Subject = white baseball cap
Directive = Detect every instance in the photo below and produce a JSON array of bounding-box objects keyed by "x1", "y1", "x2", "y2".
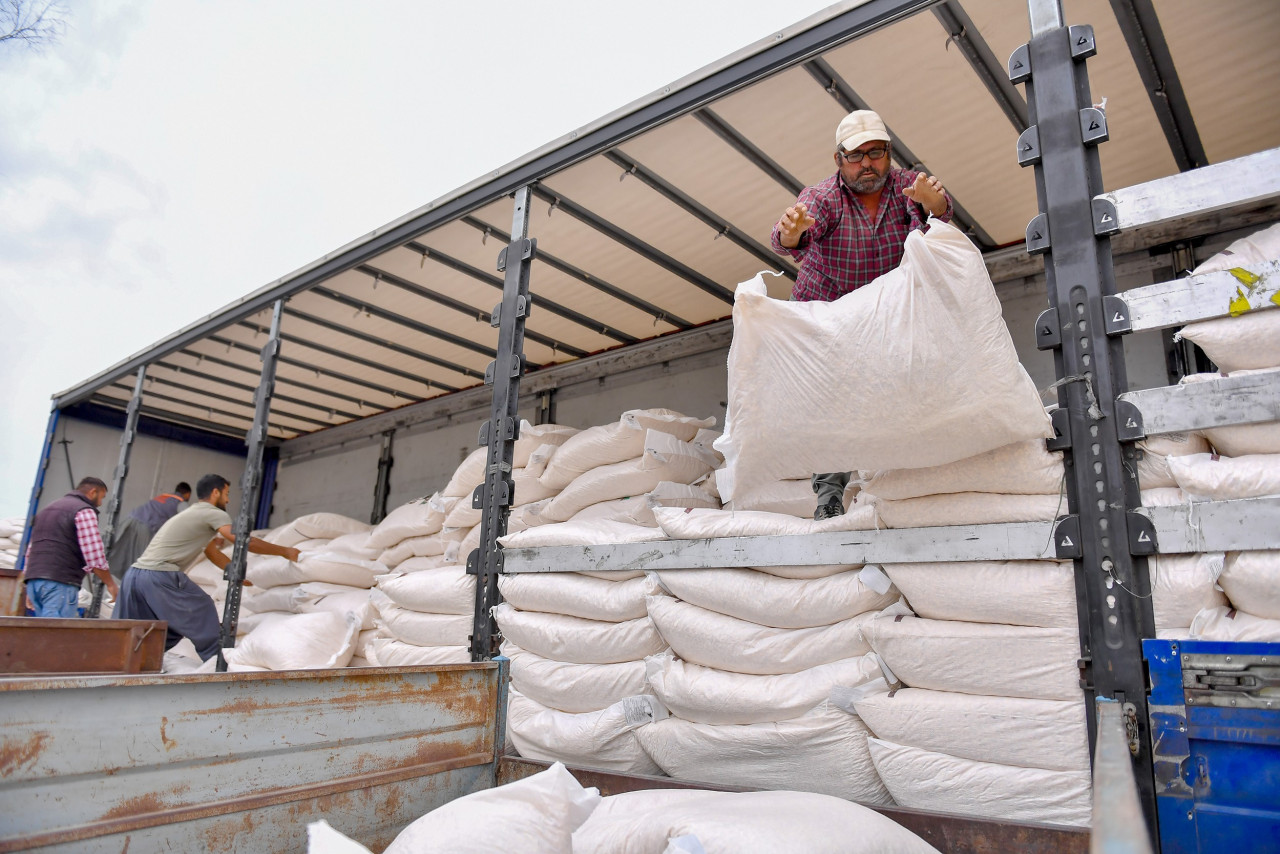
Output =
[{"x1": 836, "y1": 110, "x2": 891, "y2": 152}]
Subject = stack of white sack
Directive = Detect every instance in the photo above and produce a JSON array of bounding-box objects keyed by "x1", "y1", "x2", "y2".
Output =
[
  {"x1": 366, "y1": 563, "x2": 476, "y2": 666},
  {"x1": 862, "y1": 539, "x2": 1226, "y2": 827},
  {"x1": 638, "y1": 565, "x2": 897, "y2": 804},
  {"x1": 307, "y1": 762, "x2": 937, "y2": 854},
  {"x1": 0, "y1": 516, "x2": 24, "y2": 570},
  {"x1": 714, "y1": 218, "x2": 1053, "y2": 506}
]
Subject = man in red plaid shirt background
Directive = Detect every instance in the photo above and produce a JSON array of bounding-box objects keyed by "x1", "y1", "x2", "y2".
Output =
[
  {"x1": 22, "y1": 477, "x2": 119, "y2": 617},
  {"x1": 770, "y1": 109, "x2": 952, "y2": 519}
]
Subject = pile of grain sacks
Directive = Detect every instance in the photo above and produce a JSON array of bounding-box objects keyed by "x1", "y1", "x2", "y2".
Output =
[{"x1": 0, "y1": 517, "x2": 25, "y2": 570}]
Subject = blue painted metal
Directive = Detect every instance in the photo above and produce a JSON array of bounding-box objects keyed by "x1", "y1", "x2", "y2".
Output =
[
  {"x1": 1144, "y1": 639, "x2": 1280, "y2": 854},
  {"x1": 14, "y1": 408, "x2": 59, "y2": 581},
  {"x1": 255, "y1": 447, "x2": 279, "y2": 531}
]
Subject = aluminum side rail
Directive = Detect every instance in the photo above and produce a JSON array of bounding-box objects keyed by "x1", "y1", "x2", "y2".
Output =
[
  {"x1": 1119, "y1": 260, "x2": 1280, "y2": 332},
  {"x1": 1118, "y1": 370, "x2": 1280, "y2": 437},
  {"x1": 1095, "y1": 147, "x2": 1280, "y2": 233},
  {"x1": 1135, "y1": 496, "x2": 1280, "y2": 554}
]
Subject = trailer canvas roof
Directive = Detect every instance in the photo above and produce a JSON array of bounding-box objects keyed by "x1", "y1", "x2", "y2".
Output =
[{"x1": 56, "y1": 0, "x2": 1280, "y2": 442}]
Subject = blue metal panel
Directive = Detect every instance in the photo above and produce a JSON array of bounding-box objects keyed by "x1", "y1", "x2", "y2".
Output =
[{"x1": 1144, "y1": 639, "x2": 1280, "y2": 854}]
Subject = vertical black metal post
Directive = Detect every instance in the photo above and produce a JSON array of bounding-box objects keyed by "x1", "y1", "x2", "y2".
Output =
[
  {"x1": 217, "y1": 299, "x2": 285, "y2": 671},
  {"x1": 10, "y1": 407, "x2": 59, "y2": 616},
  {"x1": 1014, "y1": 0, "x2": 1158, "y2": 839},
  {"x1": 87, "y1": 365, "x2": 146, "y2": 618},
  {"x1": 468, "y1": 187, "x2": 535, "y2": 661},
  {"x1": 371, "y1": 430, "x2": 395, "y2": 524}
]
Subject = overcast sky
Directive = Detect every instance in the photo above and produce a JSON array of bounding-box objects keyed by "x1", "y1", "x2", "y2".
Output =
[{"x1": 0, "y1": 0, "x2": 839, "y2": 517}]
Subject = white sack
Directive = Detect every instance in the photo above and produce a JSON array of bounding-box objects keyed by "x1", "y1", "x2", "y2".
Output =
[
  {"x1": 367, "y1": 495, "x2": 447, "y2": 549},
  {"x1": 293, "y1": 583, "x2": 375, "y2": 630},
  {"x1": 1168, "y1": 452, "x2": 1280, "y2": 500},
  {"x1": 861, "y1": 439, "x2": 1063, "y2": 500},
  {"x1": 1217, "y1": 549, "x2": 1280, "y2": 618},
  {"x1": 854, "y1": 688, "x2": 1089, "y2": 772},
  {"x1": 493, "y1": 602, "x2": 665, "y2": 665},
  {"x1": 883, "y1": 560, "x2": 1076, "y2": 628},
  {"x1": 540, "y1": 410, "x2": 715, "y2": 490},
  {"x1": 1138, "y1": 431, "x2": 1213, "y2": 488},
  {"x1": 726, "y1": 479, "x2": 857, "y2": 518},
  {"x1": 384, "y1": 761, "x2": 599, "y2": 854},
  {"x1": 374, "y1": 566, "x2": 474, "y2": 615},
  {"x1": 1178, "y1": 306, "x2": 1280, "y2": 373},
  {"x1": 498, "y1": 520, "x2": 665, "y2": 549},
  {"x1": 291, "y1": 513, "x2": 372, "y2": 541},
  {"x1": 370, "y1": 589, "x2": 472, "y2": 646},
  {"x1": 864, "y1": 615, "x2": 1082, "y2": 701},
  {"x1": 715, "y1": 219, "x2": 1051, "y2": 503},
  {"x1": 868, "y1": 738, "x2": 1091, "y2": 828},
  {"x1": 653, "y1": 566, "x2": 896, "y2": 629},
  {"x1": 513, "y1": 421, "x2": 579, "y2": 467},
  {"x1": 223, "y1": 611, "x2": 358, "y2": 670},
  {"x1": 1151, "y1": 553, "x2": 1229, "y2": 628},
  {"x1": 497, "y1": 573, "x2": 648, "y2": 622},
  {"x1": 1191, "y1": 605, "x2": 1280, "y2": 642},
  {"x1": 645, "y1": 650, "x2": 883, "y2": 725},
  {"x1": 503, "y1": 643, "x2": 648, "y2": 713},
  {"x1": 572, "y1": 789, "x2": 936, "y2": 854},
  {"x1": 380, "y1": 534, "x2": 446, "y2": 568},
  {"x1": 391, "y1": 554, "x2": 452, "y2": 573},
  {"x1": 653, "y1": 504, "x2": 877, "y2": 540},
  {"x1": 445, "y1": 468, "x2": 560, "y2": 528},
  {"x1": 506, "y1": 689, "x2": 665, "y2": 776},
  {"x1": 247, "y1": 552, "x2": 388, "y2": 589},
  {"x1": 635, "y1": 701, "x2": 891, "y2": 805},
  {"x1": 873, "y1": 492, "x2": 1063, "y2": 529},
  {"x1": 442, "y1": 447, "x2": 489, "y2": 498},
  {"x1": 364, "y1": 637, "x2": 470, "y2": 666},
  {"x1": 645, "y1": 592, "x2": 873, "y2": 675},
  {"x1": 307, "y1": 820, "x2": 373, "y2": 854}
]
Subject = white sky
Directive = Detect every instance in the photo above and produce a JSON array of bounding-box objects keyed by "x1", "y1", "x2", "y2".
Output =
[{"x1": 0, "y1": 0, "x2": 839, "y2": 517}]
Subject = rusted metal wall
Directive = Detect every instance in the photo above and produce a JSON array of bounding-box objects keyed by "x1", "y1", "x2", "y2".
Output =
[{"x1": 0, "y1": 663, "x2": 502, "y2": 852}]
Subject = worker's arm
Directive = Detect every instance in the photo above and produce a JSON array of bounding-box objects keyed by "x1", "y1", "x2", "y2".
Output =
[
  {"x1": 902, "y1": 172, "x2": 952, "y2": 220},
  {"x1": 204, "y1": 539, "x2": 231, "y2": 571},
  {"x1": 774, "y1": 203, "x2": 817, "y2": 249},
  {"x1": 74, "y1": 508, "x2": 119, "y2": 600},
  {"x1": 216, "y1": 525, "x2": 301, "y2": 563}
]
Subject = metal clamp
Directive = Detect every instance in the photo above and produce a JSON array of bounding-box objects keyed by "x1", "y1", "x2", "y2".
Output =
[
  {"x1": 1047, "y1": 407, "x2": 1072, "y2": 451},
  {"x1": 484, "y1": 356, "x2": 525, "y2": 386},
  {"x1": 1036, "y1": 307, "x2": 1062, "y2": 350},
  {"x1": 478, "y1": 417, "x2": 517, "y2": 446},
  {"x1": 1093, "y1": 197, "x2": 1120, "y2": 236},
  {"x1": 1017, "y1": 126, "x2": 1041, "y2": 167},
  {"x1": 490, "y1": 295, "x2": 530, "y2": 328},
  {"x1": 1115, "y1": 399, "x2": 1145, "y2": 442},
  {"x1": 1069, "y1": 25, "x2": 1097, "y2": 59},
  {"x1": 1026, "y1": 213, "x2": 1051, "y2": 255},
  {"x1": 1008, "y1": 43, "x2": 1031, "y2": 84},
  {"x1": 496, "y1": 238, "x2": 535, "y2": 272},
  {"x1": 1126, "y1": 511, "x2": 1158, "y2": 555},
  {"x1": 1183, "y1": 652, "x2": 1280, "y2": 710},
  {"x1": 1080, "y1": 107, "x2": 1109, "y2": 145},
  {"x1": 1054, "y1": 515, "x2": 1083, "y2": 559},
  {"x1": 1103, "y1": 295, "x2": 1132, "y2": 335}
]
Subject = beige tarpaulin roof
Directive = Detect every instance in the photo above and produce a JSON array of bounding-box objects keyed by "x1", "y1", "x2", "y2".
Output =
[{"x1": 60, "y1": 0, "x2": 1280, "y2": 441}]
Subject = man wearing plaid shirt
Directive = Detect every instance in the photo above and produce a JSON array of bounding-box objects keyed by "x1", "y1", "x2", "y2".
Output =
[
  {"x1": 22, "y1": 477, "x2": 119, "y2": 617},
  {"x1": 771, "y1": 109, "x2": 952, "y2": 519}
]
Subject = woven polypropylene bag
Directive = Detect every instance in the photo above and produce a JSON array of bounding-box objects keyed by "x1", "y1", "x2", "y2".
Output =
[{"x1": 715, "y1": 219, "x2": 1050, "y2": 502}]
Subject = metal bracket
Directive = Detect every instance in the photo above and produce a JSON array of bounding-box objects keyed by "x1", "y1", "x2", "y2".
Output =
[
  {"x1": 473, "y1": 477, "x2": 512, "y2": 509},
  {"x1": 1008, "y1": 43, "x2": 1031, "y2": 84},
  {"x1": 1115, "y1": 399, "x2": 1146, "y2": 441},
  {"x1": 1182, "y1": 652, "x2": 1280, "y2": 710},
  {"x1": 1080, "y1": 107, "x2": 1109, "y2": 145},
  {"x1": 496, "y1": 238, "x2": 535, "y2": 273},
  {"x1": 1035, "y1": 307, "x2": 1062, "y2": 350},
  {"x1": 1026, "y1": 213, "x2": 1051, "y2": 255},
  {"x1": 1093, "y1": 197, "x2": 1120, "y2": 236},
  {"x1": 1103, "y1": 295, "x2": 1131, "y2": 335},
  {"x1": 1127, "y1": 511, "x2": 1158, "y2": 555},
  {"x1": 484, "y1": 355, "x2": 525, "y2": 386},
  {"x1": 1079, "y1": 655, "x2": 1094, "y2": 691},
  {"x1": 490, "y1": 294, "x2": 531, "y2": 328},
  {"x1": 1048, "y1": 407, "x2": 1072, "y2": 451},
  {"x1": 1069, "y1": 25, "x2": 1097, "y2": 59},
  {"x1": 478, "y1": 417, "x2": 517, "y2": 446},
  {"x1": 466, "y1": 547, "x2": 504, "y2": 576},
  {"x1": 1054, "y1": 515, "x2": 1083, "y2": 559},
  {"x1": 1016, "y1": 126, "x2": 1041, "y2": 167}
]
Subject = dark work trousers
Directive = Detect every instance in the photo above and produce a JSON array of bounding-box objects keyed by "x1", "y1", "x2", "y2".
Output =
[
  {"x1": 811, "y1": 472, "x2": 851, "y2": 508},
  {"x1": 116, "y1": 568, "x2": 222, "y2": 660}
]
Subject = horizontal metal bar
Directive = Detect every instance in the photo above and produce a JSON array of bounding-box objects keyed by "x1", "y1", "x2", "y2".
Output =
[
  {"x1": 459, "y1": 216, "x2": 695, "y2": 329},
  {"x1": 693, "y1": 108, "x2": 806, "y2": 197},
  {"x1": 178, "y1": 348, "x2": 374, "y2": 414},
  {"x1": 151, "y1": 363, "x2": 353, "y2": 424},
  {"x1": 1122, "y1": 261, "x2": 1280, "y2": 331},
  {"x1": 206, "y1": 334, "x2": 412, "y2": 403},
  {"x1": 88, "y1": 394, "x2": 254, "y2": 443},
  {"x1": 105, "y1": 383, "x2": 295, "y2": 436},
  {"x1": 275, "y1": 311, "x2": 479, "y2": 385},
  {"x1": 502, "y1": 520, "x2": 1061, "y2": 572},
  {"x1": 1100, "y1": 147, "x2": 1280, "y2": 232},
  {"x1": 932, "y1": 1, "x2": 1029, "y2": 132},
  {"x1": 530, "y1": 184, "x2": 735, "y2": 303},
  {"x1": 406, "y1": 241, "x2": 631, "y2": 349},
  {"x1": 1140, "y1": 496, "x2": 1280, "y2": 553},
  {"x1": 1119, "y1": 370, "x2": 1280, "y2": 435},
  {"x1": 312, "y1": 284, "x2": 499, "y2": 360}
]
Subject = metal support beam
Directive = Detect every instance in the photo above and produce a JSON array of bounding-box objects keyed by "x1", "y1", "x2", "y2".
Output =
[
  {"x1": 1138, "y1": 496, "x2": 1280, "y2": 554},
  {"x1": 371, "y1": 430, "x2": 395, "y2": 524},
  {"x1": 87, "y1": 366, "x2": 146, "y2": 618},
  {"x1": 10, "y1": 407, "x2": 59, "y2": 616},
  {"x1": 157, "y1": 359, "x2": 361, "y2": 421},
  {"x1": 1107, "y1": 0, "x2": 1206, "y2": 171},
  {"x1": 217, "y1": 299, "x2": 285, "y2": 671},
  {"x1": 206, "y1": 334, "x2": 409, "y2": 404},
  {"x1": 460, "y1": 216, "x2": 695, "y2": 329},
  {"x1": 1121, "y1": 261, "x2": 1280, "y2": 332},
  {"x1": 1018, "y1": 10, "x2": 1158, "y2": 837},
  {"x1": 1098, "y1": 147, "x2": 1280, "y2": 232},
  {"x1": 468, "y1": 187, "x2": 535, "y2": 661},
  {"x1": 312, "y1": 285, "x2": 501, "y2": 359},
  {"x1": 1119, "y1": 370, "x2": 1280, "y2": 438},
  {"x1": 933, "y1": 1, "x2": 1029, "y2": 132},
  {"x1": 693, "y1": 108, "x2": 805, "y2": 196},
  {"x1": 801, "y1": 57, "x2": 998, "y2": 249},
  {"x1": 266, "y1": 317, "x2": 469, "y2": 390},
  {"x1": 139, "y1": 372, "x2": 332, "y2": 430},
  {"x1": 180, "y1": 349, "x2": 372, "y2": 414}
]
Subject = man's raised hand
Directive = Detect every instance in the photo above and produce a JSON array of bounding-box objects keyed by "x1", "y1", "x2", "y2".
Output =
[
  {"x1": 777, "y1": 203, "x2": 816, "y2": 248},
  {"x1": 902, "y1": 173, "x2": 947, "y2": 218}
]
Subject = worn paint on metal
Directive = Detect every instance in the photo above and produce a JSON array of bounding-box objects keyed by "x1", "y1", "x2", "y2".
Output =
[
  {"x1": 0, "y1": 618, "x2": 166, "y2": 675},
  {"x1": 0, "y1": 663, "x2": 500, "y2": 853}
]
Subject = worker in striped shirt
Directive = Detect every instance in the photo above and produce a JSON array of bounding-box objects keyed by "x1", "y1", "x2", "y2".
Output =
[
  {"x1": 771, "y1": 109, "x2": 953, "y2": 520},
  {"x1": 22, "y1": 477, "x2": 119, "y2": 618}
]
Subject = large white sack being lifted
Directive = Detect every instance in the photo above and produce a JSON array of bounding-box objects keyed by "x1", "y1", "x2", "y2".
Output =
[{"x1": 715, "y1": 219, "x2": 1051, "y2": 503}]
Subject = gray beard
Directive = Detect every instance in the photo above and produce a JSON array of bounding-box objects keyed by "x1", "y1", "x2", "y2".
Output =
[{"x1": 849, "y1": 171, "x2": 889, "y2": 194}]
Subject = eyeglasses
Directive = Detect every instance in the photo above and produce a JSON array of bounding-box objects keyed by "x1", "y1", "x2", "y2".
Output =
[{"x1": 840, "y1": 147, "x2": 889, "y2": 164}]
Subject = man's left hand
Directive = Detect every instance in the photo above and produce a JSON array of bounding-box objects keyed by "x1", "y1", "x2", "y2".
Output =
[{"x1": 902, "y1": 173, "x2": 947, "y2": 217}]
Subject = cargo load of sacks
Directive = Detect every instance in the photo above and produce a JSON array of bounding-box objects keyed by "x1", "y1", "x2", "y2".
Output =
[
  {"x1": 308, "y1": 761, "x2": 938, "y2": 854},
  {"x1": 0, "y1": 516, "x2": 25, "y2": 570}
]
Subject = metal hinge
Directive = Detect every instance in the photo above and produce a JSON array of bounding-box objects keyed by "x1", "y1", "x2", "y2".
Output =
[{"x1": 1182, "y1": 653, "x2": 1280, "y2": 710}]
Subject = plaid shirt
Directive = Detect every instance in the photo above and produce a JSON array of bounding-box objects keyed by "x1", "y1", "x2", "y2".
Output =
[
  {"x1": 771, "y1": 168, "x2": 953, "y2": 302},
  {"x1": 74, "y1": 508, "x2": 108, "y2": 572}
]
